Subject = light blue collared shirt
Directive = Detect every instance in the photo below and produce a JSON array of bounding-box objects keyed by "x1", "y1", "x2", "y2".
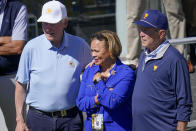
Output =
[{"x1": 16, "y1": 32, "x2": 92, "y2": 111}]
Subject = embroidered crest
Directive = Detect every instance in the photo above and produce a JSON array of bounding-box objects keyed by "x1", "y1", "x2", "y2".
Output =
[
  {"x1": 144, "y1": 13, "x2": 148, "y2": 19},
  {"x1": 69, "y1": 62, "x2": 73, "y2": 67},
  {"x1": 153, "y1": 65, "x2": 158, "y2": 71},
  {"x1": 46, "y1": 8, "x2": 52, "y2": 14},
  {"x1": 109, "y1": 88, "x2": 114, "y2": 91}
]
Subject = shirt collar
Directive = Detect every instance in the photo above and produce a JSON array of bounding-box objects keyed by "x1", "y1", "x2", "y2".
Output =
[
  {"x1": 144, "y1": 40, "x2": 170, "y2": 63},
  {"x1": 145, "y1": 40, "x2": 168, "y2": 56},
  {"x1": 45, "y1": 31, "x2": 69, "y2": 50},
  {"x1": 59, "y1": 31, "x2": 68, "y2": 50}
]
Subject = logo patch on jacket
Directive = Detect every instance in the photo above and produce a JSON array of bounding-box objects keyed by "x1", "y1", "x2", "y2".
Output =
[
  {"x1": 153, "y1": 65, "x2": 158, "y2": 71},
  {"x1": 144, "y1": 13, "x2": 148, "y2": 19}
]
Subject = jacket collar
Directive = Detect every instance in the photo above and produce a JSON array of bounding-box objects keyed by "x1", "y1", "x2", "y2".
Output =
[{"x1": 92, "y1": 58, "x2": 122, "y2": 73}]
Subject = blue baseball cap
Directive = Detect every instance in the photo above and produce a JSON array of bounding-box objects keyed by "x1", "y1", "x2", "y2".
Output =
[{"x1": 134, "y1": 9, "x2": 168, "y2": 30}]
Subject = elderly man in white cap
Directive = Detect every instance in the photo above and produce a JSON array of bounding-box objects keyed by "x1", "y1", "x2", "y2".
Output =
[{"x1": 15, "y1": 0, "x2": 92, "y2": 131}]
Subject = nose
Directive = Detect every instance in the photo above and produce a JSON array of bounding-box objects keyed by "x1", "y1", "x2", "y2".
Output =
[
  {"x1": 91, "y1": 51, "x2": 96, "y2": 58},
  {"x1": 140, "y1": 31, "x2": 145, "y2": 37}
]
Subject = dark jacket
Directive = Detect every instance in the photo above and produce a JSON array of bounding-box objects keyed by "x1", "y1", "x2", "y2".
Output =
[{"x1": 0, "y1": 0, "x2": 23, "y2": 75}]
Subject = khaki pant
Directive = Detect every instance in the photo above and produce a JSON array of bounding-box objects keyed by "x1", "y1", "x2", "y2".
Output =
[
  {"x1": 124, "y1": 0, "x2": 186, "y2": 65},
  {"x1": 123, "y1": 0, "x2": 146, "y2": 65},
  {"x1": 163, "y1": 0, "x2": 185, "y2": 54},
  {"x1": 0, "y1": 74, "x2": 16, "y2": 131}
]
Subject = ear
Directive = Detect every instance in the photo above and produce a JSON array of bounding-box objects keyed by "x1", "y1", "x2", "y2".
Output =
[
  {"x1": 159, "y1": 30, "x2": 166, "y2": 39},
  {"x1": 63, "y1": 18, "x2": 68, "y2": 29}
]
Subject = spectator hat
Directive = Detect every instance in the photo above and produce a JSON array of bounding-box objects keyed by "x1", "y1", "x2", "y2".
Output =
[
  {"x1": 37, "y1": 0, "x2": 67, "y2": 24},
  {"x1": 134, "y1": 9, "x2": 168, "y2": 30}
]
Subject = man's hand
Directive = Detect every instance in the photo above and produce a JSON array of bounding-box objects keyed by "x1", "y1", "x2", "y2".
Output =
[
  {"x1": 177, "y1": 121, "x2": 187, "y2": 131},
  {"x1": 15, "y1": 118, "x2": 29, "y2": 131},
  {"x1": 15, "y1": 82, "x2": 28, "y2": 131},
  {"x1": 0, "y1": 36, "x2": 25, "y2": 55},
  {"x1": 0, "y1": 36, "x2": 11, "y2": 45},
  {"x1": 85, "y1": 59, "x2": 95, "y2": 68}
]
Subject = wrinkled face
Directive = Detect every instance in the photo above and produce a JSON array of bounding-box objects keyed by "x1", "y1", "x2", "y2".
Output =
[
  {"x1": 42, "y1": 20, "x2": 67, "y2": 46},
  {"x1": 139, "y1": 26, "x2": 161, "y2": 51},
  {"x1": 91, "y1": 39, "x2": 111, "y2": 66}
]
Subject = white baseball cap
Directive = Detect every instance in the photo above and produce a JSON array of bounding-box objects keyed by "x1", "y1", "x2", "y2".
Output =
[{"x1": 37, "y1": 0, "x2": 67, "y2": 24}]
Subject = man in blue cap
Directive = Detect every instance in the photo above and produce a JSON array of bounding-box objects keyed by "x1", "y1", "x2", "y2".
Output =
[{"x1": 132, "y1": 10, "x2": 192, "y2": 131}]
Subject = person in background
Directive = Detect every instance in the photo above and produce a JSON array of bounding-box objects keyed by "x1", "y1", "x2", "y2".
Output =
[
  {"x1": 0, "y1": 0, "x2": 27, "y2": 130},
  {"x1": 123, "y1": 0, "x2": 146, "y2": 69},
  {"x1": 15, "y1": 0, "x2": 92, "y2": 131},
  {"x1": 77, "y1": 30, "x2": 135, "y2": 131},
  {"x1": 163, "y1": 0, "x2": 194, "y2": 73},
  {"x1": 132, "y1": 10, "x2": 192, "y2": 131},
  {"x1": 124, "y1": 0, "x2": 194, "y2": 72}
]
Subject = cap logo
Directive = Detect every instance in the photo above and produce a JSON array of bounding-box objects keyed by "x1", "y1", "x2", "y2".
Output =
[
  {"x1": 46, "y1": 8, "x2": 52, "y2": 14},
  {"x1": 144, "y1": 13, "x2": 148, "y2": 19}
]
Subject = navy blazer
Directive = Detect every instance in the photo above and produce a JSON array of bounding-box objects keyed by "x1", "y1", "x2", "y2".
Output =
[{"x1": 76, "y1": 59, "x2": 135, "y2": 131}]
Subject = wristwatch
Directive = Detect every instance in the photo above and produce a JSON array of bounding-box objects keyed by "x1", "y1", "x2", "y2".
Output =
[{"x1": 93, "y1": 77, "x2": 102, "y2": 85}]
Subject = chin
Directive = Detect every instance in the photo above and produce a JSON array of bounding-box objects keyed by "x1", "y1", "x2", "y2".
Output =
[
  {"x1": 141, "y1": 43, "x2": 148, "y2": 48},
  {"x1": 46, "y1": 37, "x2": 55, "y2": 42},
  {"x1": 45, "y1": 35, "x2": 52, "y2": 39},
  {"x1": 95, "y1": 62, "x2": 100, "y2": 65}
]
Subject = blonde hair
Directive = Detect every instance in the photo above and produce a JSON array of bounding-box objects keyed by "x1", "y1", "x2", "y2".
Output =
[{"x1": 91, "y1": 30, "x2": 122, "y2": 59}]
